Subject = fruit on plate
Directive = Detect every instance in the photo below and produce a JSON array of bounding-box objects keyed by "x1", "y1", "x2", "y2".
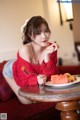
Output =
[
  {"x1": 51, "y1": 74, "x2": 68, "y2": 84},
  {"x1": 64, "y1": 73, "x2": 76, "y2": 83},
  {"x1": 51, "y1": 73, "x2": 76, "y2": 84}
]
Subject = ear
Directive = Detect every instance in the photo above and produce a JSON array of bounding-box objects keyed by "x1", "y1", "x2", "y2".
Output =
[{"x1": 28, "y1": 34, "x2": 34, "y2": 41}]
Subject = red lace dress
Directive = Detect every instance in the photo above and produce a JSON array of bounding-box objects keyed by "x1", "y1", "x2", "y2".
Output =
[{"x1": 12, "y1": 51, "x2": 58, "y2": 87}]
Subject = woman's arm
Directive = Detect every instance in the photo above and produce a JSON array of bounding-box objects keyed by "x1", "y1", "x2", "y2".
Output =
[
  {"x1": 40, "y1": 51, "x2": 59, "y2": 79},
  {"x1": 13, "y1": 61, "x2": 38, "y2": 86},
  {"x1": 39, "y1": 42, "x2": 58, "y2": 64}
]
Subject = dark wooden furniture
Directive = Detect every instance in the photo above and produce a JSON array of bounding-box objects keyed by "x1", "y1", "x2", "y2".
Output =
[
  {"x1": 18, "y1": 83, "x2": 80, "y2": 120},
  {"x1": 58, "y1": 65, "x2": 80, "y2": 75}
]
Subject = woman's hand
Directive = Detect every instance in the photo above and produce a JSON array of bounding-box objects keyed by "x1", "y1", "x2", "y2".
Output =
[
  {"x1": 45, "y1": 42, "x2": 58, "y2": 54},
  {"x1": 39, "y1": 42, "x2": 58, "y2": 63},
  {"x1": 37, "y1": 74, "x2": 47, "y2": 85}
]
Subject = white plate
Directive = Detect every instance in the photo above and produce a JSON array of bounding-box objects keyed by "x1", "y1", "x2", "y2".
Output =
[{"x1": 45, "y1": 77, "x2": 80, "y2": 87}]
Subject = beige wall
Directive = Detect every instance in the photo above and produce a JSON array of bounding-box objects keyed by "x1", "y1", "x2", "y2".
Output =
[
  {"x1": 0, "y1": 0, "x2": 76, "y2": 64},
  {"x1": 0, "y1": 0, "x2": 44, "y2": 61}
]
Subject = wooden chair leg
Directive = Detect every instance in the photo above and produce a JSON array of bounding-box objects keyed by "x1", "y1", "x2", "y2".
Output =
[{"x1": 55, "y1": 101, "x2": 79, "y2": 120}]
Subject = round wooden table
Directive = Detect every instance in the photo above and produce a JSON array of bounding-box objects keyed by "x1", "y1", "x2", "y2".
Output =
[{"x1": 18, "y1": 83, "x2": 80, "y2": 120}]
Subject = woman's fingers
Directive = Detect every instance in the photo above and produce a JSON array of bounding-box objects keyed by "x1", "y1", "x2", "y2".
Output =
[
  {"x1": 37, "y1": 74, "x2": 47, "y2": 85},
  {"x1": 46, "y1": 43, "x2": 56, "y2": 53},
  {"x1": 51, "y1": 43, "x2": 59, "y2": 52}
]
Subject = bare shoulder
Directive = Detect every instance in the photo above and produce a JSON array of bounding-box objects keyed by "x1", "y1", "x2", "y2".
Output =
[{"x1": 19, "y1": 43, "x2": 31, "y2": 61}]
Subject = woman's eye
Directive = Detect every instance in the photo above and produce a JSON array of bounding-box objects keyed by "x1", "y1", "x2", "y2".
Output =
[
  {"x1": 45, "y1": 29, "x2": 49, "y2": 32},
  {"x1": 36, "y1": 32, "x2": 40, "y2": 35}
]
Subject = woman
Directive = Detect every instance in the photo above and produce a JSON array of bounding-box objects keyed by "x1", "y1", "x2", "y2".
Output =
[{"x1": 3, "y1": 16, "x2": 58, "y2": 104}]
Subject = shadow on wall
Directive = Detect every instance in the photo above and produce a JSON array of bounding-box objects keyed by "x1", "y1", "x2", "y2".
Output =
[{"x1": 75, "y1": 42, "x2": 80, "y2": 61}]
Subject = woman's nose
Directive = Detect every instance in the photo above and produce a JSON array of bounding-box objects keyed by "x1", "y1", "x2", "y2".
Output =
[{"x1": 41, "y1": 32, "x2": 46, "y2": 38}]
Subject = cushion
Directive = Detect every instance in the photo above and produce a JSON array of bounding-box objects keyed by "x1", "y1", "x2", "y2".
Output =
[
  {"x1": 0, "y1": 96, "x2": 58, "y2": 120},
  {"x1": 0, "y1": 61, "x2": 14, "y2": 101},
  {"x1": 58, "y1": 65, "x2": 80, "y2": 75}
]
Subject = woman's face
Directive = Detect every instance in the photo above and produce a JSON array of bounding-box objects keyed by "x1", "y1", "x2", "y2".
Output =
[{"x1": 31, "y1": 24, "x2": 51, "y2": 47}]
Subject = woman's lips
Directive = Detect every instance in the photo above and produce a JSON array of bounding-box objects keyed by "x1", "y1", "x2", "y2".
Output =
[{"x1": 41, "y1": 40, "x2": 47, "y2": 42}]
